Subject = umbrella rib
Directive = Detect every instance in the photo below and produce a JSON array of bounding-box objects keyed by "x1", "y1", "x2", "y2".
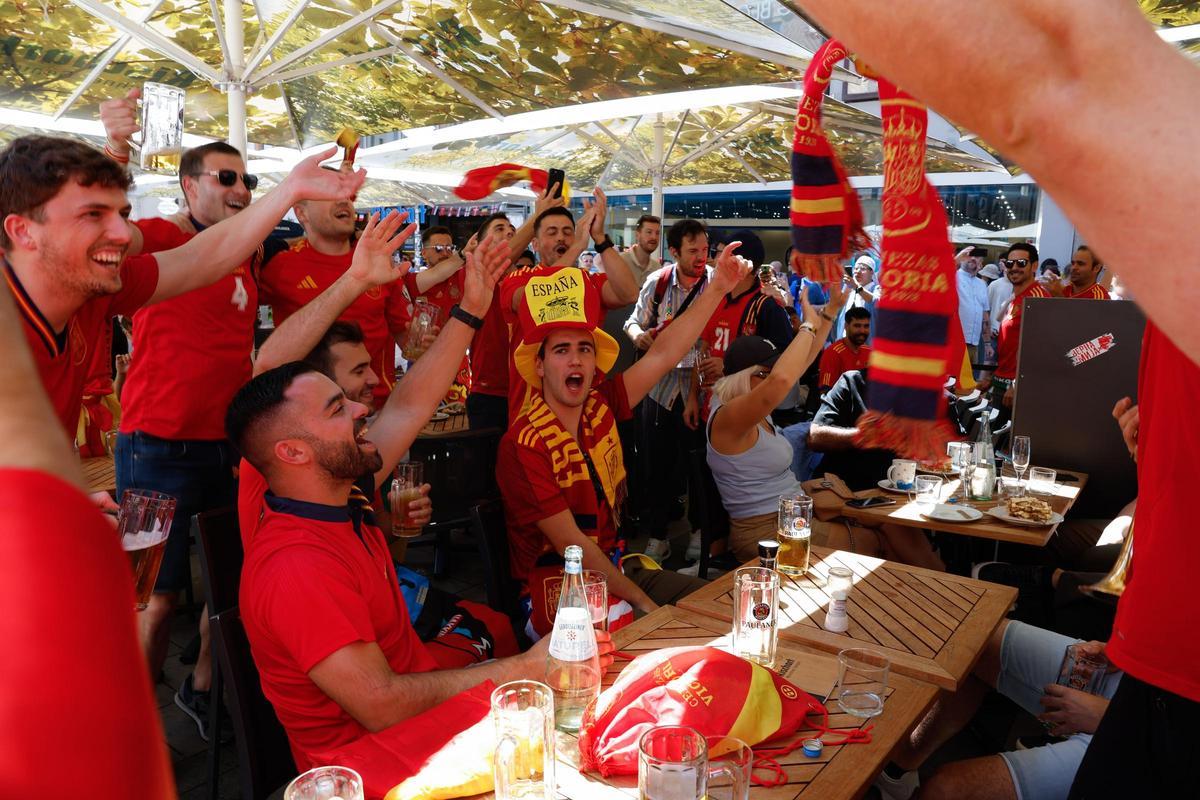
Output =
[
  {"x1": 666, "y1": 110, "x2": 761, "y2": 174},
  {"x1": 250, "y1": 46, "x2": 400, "y2": 89},
  {"x1": 596, "y1": 117, "x2": 644, "y2": 186},
  {"x1": 662, "y1": 110, "x2": 688, "y2": 167},
  {"x1": 206, "y1": 0, "x2": 232, "y2": 74},
  {"x1": 371, "y1": 26, "x2": 504, "y2": 120},
  {"x1": 68, "y1": 0, "x2": 221, "y2": 83},
  {"x1": 245, "y1": 0, "x2": 405, "y2": 85},
  {"x1": 242, "y1": 0, "x2": 314, "y2": 80},
  {"x1": 53, "y1": 0, "x2": 171, "y2": 120}
]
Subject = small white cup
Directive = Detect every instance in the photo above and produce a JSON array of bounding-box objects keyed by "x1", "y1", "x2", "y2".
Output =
[{"x1": 887, "y1": 459, "x2": 917, "y2": 490}]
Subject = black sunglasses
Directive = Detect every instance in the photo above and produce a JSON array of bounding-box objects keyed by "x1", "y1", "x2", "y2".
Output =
[
  {"x1": 196, "y1": 169, "x2": 258, "y2": 191},
  {"x1": 1002, "y1": 258, "x2": 1030, "y2": 268}
]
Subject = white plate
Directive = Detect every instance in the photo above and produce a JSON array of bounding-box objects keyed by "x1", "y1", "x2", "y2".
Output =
[
  {"x1": 429, "y1": 412, "x2": 450, "y2": 422},
  {"x1": 921, "y1": 504, "x2": 983, "y2": 523},
  {"x1": 877, "y1": 479, "x2": 912, "y2": 494},
  {"x1": 985, "y1": 507, "x2": 1064, "y2": 528}
]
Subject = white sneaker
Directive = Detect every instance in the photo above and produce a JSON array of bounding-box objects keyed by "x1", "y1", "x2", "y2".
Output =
[
  {"x1": 643, "y1": 538, "x2": 671, "y2": 565},
  {"x1": 873, "y1": 768, "x2": 920, "y2": 800},
  {"x1": 677, "y1": 562, "x2": 701, "y2": 577},
  {"x1": 685, "y1": 530, "x2": 703, "y2": 562}
]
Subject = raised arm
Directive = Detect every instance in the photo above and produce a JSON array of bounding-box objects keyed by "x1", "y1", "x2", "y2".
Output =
[
  {"x1": 368, "y1": 235, "x2": 511, "y2": 487},
  {"x1": 623, "y1": 243, "x2": 751, "y2": 406},
  {"x1": 254, "y1": 212, "x2": 415, "y2": 376},
  {"x1": 790, "y1": 0, "x2": 1200, "y2": 361},
  {"x1": 508, "y1": 182, "x2": 564, "y2": 260},
  {"x1": 412, "y1": 252, "x2": 463, "y2": 294},
  {"x1": 536, "y1": 510, "x2": 656, "y2": 613},
  {"x1": 586, "y1": 189, "x2": 639, "y2": 307},
  {"x1": 148, "y1": 148, "x2": 365, "y2": 304}
]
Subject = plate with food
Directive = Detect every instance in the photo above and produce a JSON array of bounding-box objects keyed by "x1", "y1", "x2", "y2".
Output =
[
  {"x1": 921, "y1": 504, "x2": 983, "y2": 523},
  {"x1": 917, "y1": 457, "x2": 956, "y2": 476},
  {"x1": 441, "y1": 401, "x2": 466, "y2": 415},
  {"x1": 986, "y1": 496, "x2": 1063, "y2": 527},
  {"x1": 429, "y1": 412, "x2": 450, "y2": 422}
]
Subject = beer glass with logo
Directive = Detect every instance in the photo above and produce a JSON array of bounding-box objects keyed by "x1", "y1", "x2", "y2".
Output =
[
  {"x1": 405, "y1": 299, "x2": 442, "y2": 361},
  {"x1": 284, "y1": 766, "x2": 364, "y2": 800},
  {"x1": 776, "y1": 493, "x2": 813, "y2": 577},
  {"x1": 492, "y1": 680, "x2": 556, "y2": 800},
  {"x1": 639, "y1": 726, "x2": 750, "y2": 800},
  {"x1": 732, "y1": 566, "x2": 779, "y2": 668},
  {"x1": 389, "y1": 461, "x2": 424, "y2": 537},
  {"x1": 119, "y1": 489, "x2": 176, "y2": 611}
]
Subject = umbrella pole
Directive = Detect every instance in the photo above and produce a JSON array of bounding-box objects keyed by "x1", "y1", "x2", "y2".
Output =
[
  {"x1": 651, "y1": 113, "x2": 665, "y2": 220},
  {"x1": 224, "y1": 0, "x2": 248, "y2": 156}
]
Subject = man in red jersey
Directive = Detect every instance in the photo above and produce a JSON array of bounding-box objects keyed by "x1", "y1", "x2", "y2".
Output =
[
  {"x1": 817, "y1": 306, "x2": 871, "y2": 392},
  {"x1": 404, "y1": 225, "x2": 470, "y2": 401},
  {"x1": 773, "y1": 2, "x2": 1199, "y2": 794},
  {"x1": 989, "y1": 242, "x2": 1050, "y2": 410},
  {"x1": 1060, "y1": 246, "x2": 1110, "y2": 300},
  {"x1": 0, "y1": 269, "x2": 175, "y2": 798},
  {"x1": 229, "y1": 226, "x2": 612, "y2": 768}
]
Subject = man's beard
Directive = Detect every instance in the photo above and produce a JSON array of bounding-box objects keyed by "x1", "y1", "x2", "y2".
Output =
[
  {"x1": 42, "y1": 237, "x2": 122, "y2": 299},
  {"x1": 307, "y1": 436, "x2": 382, "y2": 480}
]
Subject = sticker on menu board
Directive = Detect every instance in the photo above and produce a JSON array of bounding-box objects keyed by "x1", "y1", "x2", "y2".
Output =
[{"x1": 1066, "y1": 332, "x2": 1116, "y2": 367}]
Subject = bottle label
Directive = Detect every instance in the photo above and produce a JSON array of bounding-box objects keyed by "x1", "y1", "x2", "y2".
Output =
[{"x1": 548, "y1": 607, "x2": 597, "y2": 661}]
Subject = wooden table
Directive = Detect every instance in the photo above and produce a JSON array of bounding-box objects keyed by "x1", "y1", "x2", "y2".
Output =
[
  {"x1": 551, "y1": 606, "x2": 937, "y2": 800},
  {"x1": 679, "y1": 548, "x2": 1015, "y2": 690},
  {"x1": 840, "y1": 470, "x2": 1088, "y2": 547},
  {"x1": 82, "y1": 455, "x2": 116, "y2": 495},
  {"x1": 419, "y1": 411, "x2": 470, "y2": 438}
]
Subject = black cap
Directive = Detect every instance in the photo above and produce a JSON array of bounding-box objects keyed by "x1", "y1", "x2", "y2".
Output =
[
  {"x1": 726, "y1": 228, "x2": 764, "y2": 267},
  {"x1": 724, "y1": 335, "x2": 783, "y2": 376}
]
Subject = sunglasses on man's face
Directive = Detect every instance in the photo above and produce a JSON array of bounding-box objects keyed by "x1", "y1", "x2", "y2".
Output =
[
  {"x1": 196, "y1": 169, "x2": 258, "y2": 191},
  {"x1": 1003, "y1": 258, "x2": 1030, "y2": 268}
]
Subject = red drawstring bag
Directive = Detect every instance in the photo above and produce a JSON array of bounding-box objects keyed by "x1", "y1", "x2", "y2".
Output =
[{"x1": 578, "y1": 646, "x2": 872, "y2": 785}]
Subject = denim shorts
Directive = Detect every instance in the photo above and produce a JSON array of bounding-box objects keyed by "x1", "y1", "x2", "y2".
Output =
[
  {"x1": 995, "y1": 621, "x2": 1122, "y2": 800},
  {"x1": 115, "y1": 432, "x2": 238, "y2": 594}
]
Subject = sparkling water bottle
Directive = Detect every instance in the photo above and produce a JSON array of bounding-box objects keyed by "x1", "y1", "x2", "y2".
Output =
[
  {"x1": 545, "y1": 545, "x2": 601, "y2": 733},
  {"x1": 970, "y1": 412, "x2": 996, "y2": 501}
]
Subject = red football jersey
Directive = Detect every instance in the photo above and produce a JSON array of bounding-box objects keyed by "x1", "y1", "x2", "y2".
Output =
[
  {"x1": 120, "y1": 217, "x2": 258, "y2": 440},
  {"x1": 818, "y1": 338, "x2": 872, "y2": 390},
  {"x1": 5, "y1": 257, "x2": 158, "y2": 435},
  {"x1": 238, "y1": 461, "x2": 438, "y2": 769},
  {"x1": 260, "y1": 240, "x2": 413, "y2": 405},
  {"x1": 404, "y1": 269, "x2": 470, "y2": 391},
  {"x1": 995, "y1": 282, "x2": 1051, "y2": 380},
  {"x1": 1062, "y1": 282, "x2": 1110, "y2": 300},
  {"x1": 469, "y1": 293, "x2": 509, "y2": 398}
]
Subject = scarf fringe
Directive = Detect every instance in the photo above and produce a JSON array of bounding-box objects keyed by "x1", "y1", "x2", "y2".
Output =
[
  {"x1": 854, "y1": 411, "x2": 956, "y2": 463},
  {"x1": 790, "y1": 253, "x2": 845, "y2": 285}
]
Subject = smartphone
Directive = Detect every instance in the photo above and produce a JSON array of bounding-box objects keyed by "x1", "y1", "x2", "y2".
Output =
[
  {"x1": 845, "y1": 496, "x2": 897, "y2": 509},
  {"x1": 547, "y1": 168, "x2": 565, "y2": 199}
]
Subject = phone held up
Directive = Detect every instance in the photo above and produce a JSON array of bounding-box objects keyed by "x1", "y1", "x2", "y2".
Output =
[{"x1": 547, "y1": 167, "x2": 566, "y2": 199}]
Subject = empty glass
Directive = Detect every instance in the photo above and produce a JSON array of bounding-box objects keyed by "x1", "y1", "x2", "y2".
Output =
[
  {"x1": 732, "y1": 566, "x2": 779, "y2": 668},
  {"x1": 284, "y1": 766, "x2": 364, "y2": 800},
  {"x1": 492, "y1": 681, "x2": 556, "y2": 800},
  {"x1": 1057, "y1": 644, "x2": 1109, "y2": 696},
  {"x1": 638, "y1": 727, "x2": 749, "y2": 800},
  {"x1": 910, "y1": 475, "x2": 943, "y2": 509},
  {"x1": 1029, "y1": 467, "x2": 1057, "y2": 495},
  {"x1": 582, "y1": 570, "x2": 608, "y2": 631},
  {"x1": 1011, "y1": 435, "x2": 1031, "y2": 496},
  {"x1": 832, "y1": 648, "x2": 889, "y2": 718}
]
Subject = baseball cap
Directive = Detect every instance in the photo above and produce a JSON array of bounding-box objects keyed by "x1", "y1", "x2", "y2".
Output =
[{"x1": 723, "y1": 335, "x2": 783, "y2": 376}]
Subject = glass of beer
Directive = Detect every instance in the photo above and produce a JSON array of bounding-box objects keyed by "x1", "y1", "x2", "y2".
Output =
[
  {"x1": 284, "y1": 766, "x2": 364, "y2": 800},
  {"x1": 582, "y1": 570, "x2": 608, "y2": 631},
  {"x1": 492, "y1": 681, "x2": 556, "y2": 800},
  {"x1": 118, "y1": 489, "x2": 176, "y2": 611},
  {"x1": 776, "y1": 494, "x2": 813, "y2": 578},
  {"x1": 389, "y1": 461, "x2": 424, "y2": 537},
  {"x1": 139, "y1": 82, "x2": 185, "y2": 175},
  {"x1": 404, "y1": 299, "x2": 441, "y2": 362}
]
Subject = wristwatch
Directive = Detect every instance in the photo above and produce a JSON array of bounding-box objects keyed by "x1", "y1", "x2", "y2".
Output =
[
  {"x1": 595, "y1": 236, "x2": 615, "y2": 254},
  {"x1": 798, "y1": 321, "x2": 818, "y2": 337},
  {"x1": 449, "y1": 304, "x2": 484, "y2": 330}
]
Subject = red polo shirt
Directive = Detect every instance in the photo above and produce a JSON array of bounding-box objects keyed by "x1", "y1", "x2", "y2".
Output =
[
  {"x1": 1108, "y1": 324, "x2": 1200, "y2": 701},
  {"x1": 119, "y1": 217, "x2": 258, "y2": 440},
  {"x1": 4, "y1": 257, "x2": 159, "y2": 435},
  {"x1": 469, "y1": 292, "x2": 509, "y2": 398},
  {"x1": 499, "y1": 265, "x2": 611, "y2": 420},
  {"x1": 1062, "y1": 283, "x2": 1110, "y2": 300},
  {"x1": 260, "y1": 240, "x2": 413, "y2": 405},
  {"x1": 995, "y1": 282, "x2": 1051, "y2": 380},
  {"x1": 0, "y1": 469, "x2": 174, "y2": 797},
  {"x1": 238, "y1": 462, "x2": 438, "y2": 770},
  {"x1": 819, "y1": 338, "x2": 872, "y2": 390}
]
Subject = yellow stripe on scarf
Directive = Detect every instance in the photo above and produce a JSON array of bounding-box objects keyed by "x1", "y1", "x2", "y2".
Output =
[
  {"x1": 526, "y1": 390, "x2": 626, "y2": 510},
  {"x1": 870, "y1": 351, "x2": 947, "y2": 377},
  {"x1": 711, "y1": 661, "x2": 782, "y2": 757},
  {"x1": 790, "y1": 196, "x2": 846, "y2": 215}
]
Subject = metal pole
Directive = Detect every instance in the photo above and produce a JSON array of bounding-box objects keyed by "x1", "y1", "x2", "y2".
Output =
[
  {"x1": 651, "y1": 113, "x2": 665, "y2": 220},
  {"x1": 224, "y1": 0, "x2": 247, "y2": 156}
]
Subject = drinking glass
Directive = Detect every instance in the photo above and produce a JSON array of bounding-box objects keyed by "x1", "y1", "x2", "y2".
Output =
[
  {"x1": 704, "y1": 738, "x2": 752, "y2": 800},
  {"x1": 911, "y1": 475, "x2": 943, "y2": 509},
  {"x1": 492, "y1": 681, "x2": 556, "y2": 800},
  {"x1": 1012, "y1": 435, "x2": 1031, "y2": 495},
  {"x1": 582, "y1": 570, "x2": 608, "y2": 631},
  {"x1": 284, "y1": 766, "x2": 364, "y2": 800},
  {"x1": 1029, "y1": 467, "x2": 1057, "y2": 495},
  {"x1": 732, "y1": 567, "x2": 779, "y2": 668},
  {"x1": 947, "y1": 442, "x2": 971, "y2": 501},
  {"x1": 638, "y1": 727, "x2": 749, "y2": 800},
  {"x1": 388, "y1": 462, "x2": 424, "y2": 537},
  {"x1": 139, "y1": 82, "x2": 185, "y2": 174},
  {"x1": 1056, "y1": 644, "x2": 1109, "y2": 695},
  {"x1": 104, "y1": 430, "x2": 119, "y2": 457},
  {"x1": 832, "y1": 648, "x2": 889, "y2": 718},
  {"x1": 776, "y1": 494, "x2": 813, "y2": 577},
  {"x1": 405, "y1": 299, "x2": 442, "y2": 361},
  {"x1": 119, "y1": 489, "x2": 177, "y2": 611}
]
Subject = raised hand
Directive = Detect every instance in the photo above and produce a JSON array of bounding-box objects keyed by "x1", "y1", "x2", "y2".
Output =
[
  {"x1": 588, "y1": 187, "x2": 608, "y2": 241},
  {"x1": 711, "y1": 240, "x2": 751, "y2": 293},
  {"x1": 347, "y1": 211, "x2": 416, "y2": 287},
  {"x1": 99, "y1": 88, "x2": 140, "y2": 158},
  {"x1": 1038, "y1": 684, "x2": 1110, "y2": 737},
  {"x1": 825, "y1": 273, "x2": 850, "y2": 310},
  {"x1": 462, "y1": 233, "x2": 512, "y2": 316},
  {"x1": 282, "y1": 146, "x2": 366, "y2": 202},
  {"x1": 534, "y1": 182, "x2": 565, "y2": 217}
]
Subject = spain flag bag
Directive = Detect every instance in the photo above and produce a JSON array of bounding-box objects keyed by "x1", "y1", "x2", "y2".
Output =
[{"x1": 578, "y1": 646, "x2": 871, "y2": 784}]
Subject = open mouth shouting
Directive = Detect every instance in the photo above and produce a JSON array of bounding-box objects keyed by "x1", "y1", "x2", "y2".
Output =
[
  {"x1": 225, "y1": 198, "x2": 247, "y2": 212},
  {"x1": 564, "y1": 371, "x2": 586, "y2": 394},
  {"x1": 354, "y1": 421, "x2": 376, "y2": 450},
  {"x1": 89, "y1": 244, "x2": 126, "y2": 272}
]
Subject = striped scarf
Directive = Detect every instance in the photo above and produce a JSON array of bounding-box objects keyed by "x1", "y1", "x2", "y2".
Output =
[
  {"x1": 523, "y1": 389, "x2": 627, "y2": 514},
  {"x1": 789, "y1": 39, "x2": 871, "y2": 283}
]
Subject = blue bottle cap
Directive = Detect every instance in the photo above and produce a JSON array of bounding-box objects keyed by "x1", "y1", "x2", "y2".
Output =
[{"x1": 802, "y1": 738, "x2": 823, "y2": 758}]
